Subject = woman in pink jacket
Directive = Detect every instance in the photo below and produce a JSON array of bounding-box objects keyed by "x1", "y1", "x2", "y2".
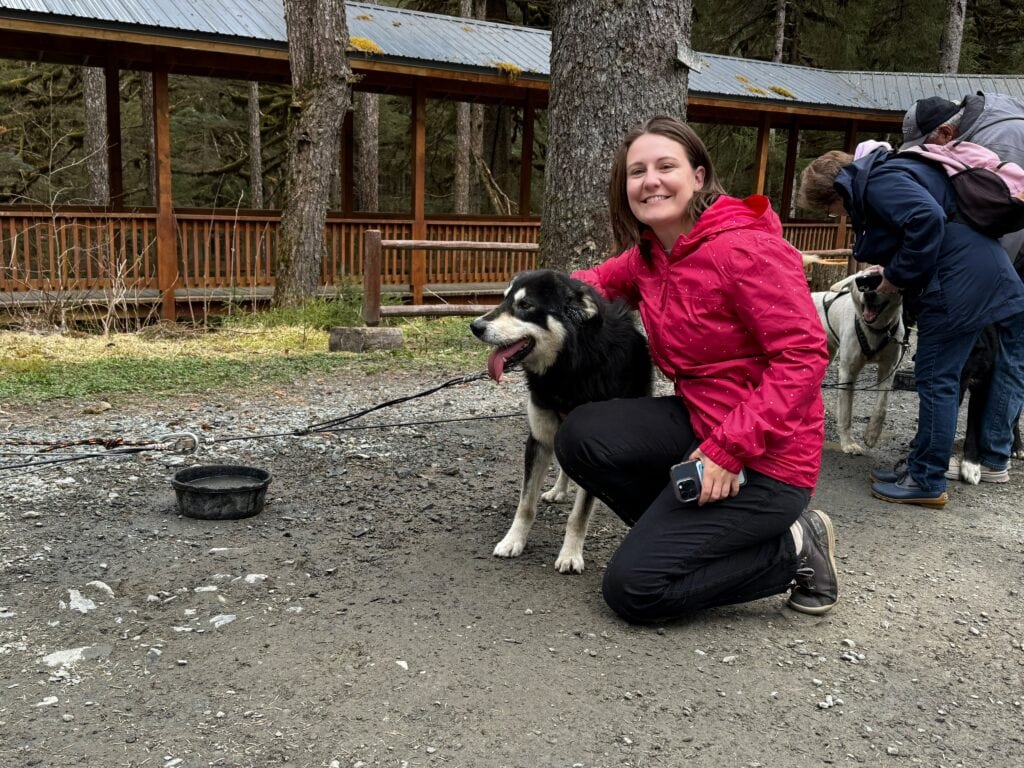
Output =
[{"x1": 555, "y1": 116, "x2": 836, "y2": 622}]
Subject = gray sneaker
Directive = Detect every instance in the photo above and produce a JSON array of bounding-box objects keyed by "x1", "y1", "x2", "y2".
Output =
[
  {"x1": 945, "y1": 455, "x2": 1010, "y2": 483},
  {"x1": 787, "y1": 509, "x2": 839, "y2": 616}
]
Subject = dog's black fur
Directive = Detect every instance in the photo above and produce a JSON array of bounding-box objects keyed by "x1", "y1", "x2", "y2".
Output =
[
  {"x1": 470, "y1": 269, "x2": 652, "y2": 573},
  {"x1": 953, "y1": 252, "x2": 1024, "y2": 482}
]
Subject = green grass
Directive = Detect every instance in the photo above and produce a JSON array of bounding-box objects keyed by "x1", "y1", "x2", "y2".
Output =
[{"x1": 0, "y1": 311, "x2": 489, "y2": 405}]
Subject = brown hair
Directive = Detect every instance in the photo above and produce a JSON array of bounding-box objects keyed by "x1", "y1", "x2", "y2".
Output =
[
  {"x1": 797, "y1": 150, "x2": 853, "y2": 213},
  {"x1": 608, "y1": 115, "x2": 725, "y2": 260}
]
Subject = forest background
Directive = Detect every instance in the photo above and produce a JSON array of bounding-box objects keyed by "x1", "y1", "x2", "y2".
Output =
[{"x1": 0, "y1": 0, "x2": 1022, "y2": 220}]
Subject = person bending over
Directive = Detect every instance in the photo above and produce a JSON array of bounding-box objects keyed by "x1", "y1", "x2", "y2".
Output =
[
  {"x1": 901, "y1": 95, "x2": 1024, "y2": 483},
  {"x1": 554, "y1": 116, "x2": 835, "y2": 624},
  {"x1": 798, "y1": 147, "x2": 1024, "y2": 507}
]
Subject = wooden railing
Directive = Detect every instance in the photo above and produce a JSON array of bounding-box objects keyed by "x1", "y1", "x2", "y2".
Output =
[
  {"x1": 361, "y1": 230, "x2": 540, "y2": 325},
  {"x1": 1, "y1": 208, "x2": 849, "y2": 310}
]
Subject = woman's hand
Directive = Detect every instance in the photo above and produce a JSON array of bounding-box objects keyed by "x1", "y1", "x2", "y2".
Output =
[{"x1": 689, "y1": 449, "x2": 744, "y2": 506}]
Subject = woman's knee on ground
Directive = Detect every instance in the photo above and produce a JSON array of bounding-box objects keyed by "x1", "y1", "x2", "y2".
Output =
[{"x1": 601, "y1": 556, "x2": 673, "y2": 624}]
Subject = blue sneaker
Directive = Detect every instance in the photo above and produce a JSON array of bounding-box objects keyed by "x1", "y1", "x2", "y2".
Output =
[
  {"x1": 870, "y1": 457, "x2": 907, "y2": 484},
  {"x1": 871, "y1": 474, "x2": 947, "y2": 508}
]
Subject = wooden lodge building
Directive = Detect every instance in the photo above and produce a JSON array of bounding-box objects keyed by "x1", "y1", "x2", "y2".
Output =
[{"x1": 2, "y1": 0, "x2": 1024, "y2": 320}]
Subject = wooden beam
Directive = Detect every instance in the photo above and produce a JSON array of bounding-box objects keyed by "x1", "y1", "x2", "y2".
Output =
[
  {"x1": 152, "y1": 68, "x2": 177, "y2": 321},
  {"x1": 689, "y1": 96, "x2": 902, "y2": 128},
  {"x1": 411, "y1": 87, "x2": 427, "y2": 305},
  {"x1": 519, "y1": 97, "x2": 535, "y2": 216},
  {"x1": 103, "y1": 63, "x2": 124, "y2": 208},
  {"x1": 0, "y1": 18, "x2": 291, "y2": 62},
  {"x1": 780, "y1": 121, "x2": 800, "y2": 219},
  {"x1": 753, "y1": 114, "x2": 771, "y2": 196}
]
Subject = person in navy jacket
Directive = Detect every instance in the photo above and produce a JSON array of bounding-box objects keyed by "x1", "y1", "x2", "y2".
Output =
[
  {"x1": 555, "y1": 116, "x2": 837, "y2": 623},
  {"x1": 799, "y1": 148, "x2": 1024, "y2": 506}
]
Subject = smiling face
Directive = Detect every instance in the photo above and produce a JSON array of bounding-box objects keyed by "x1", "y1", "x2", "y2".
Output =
[{"x1": 625, "y1": 132, "x2": 706, "y2": 248}]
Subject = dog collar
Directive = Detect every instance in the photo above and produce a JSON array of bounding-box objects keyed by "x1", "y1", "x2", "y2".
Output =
[{"x1": 854, "y1": 317, "x2": 901, "y2": 359}]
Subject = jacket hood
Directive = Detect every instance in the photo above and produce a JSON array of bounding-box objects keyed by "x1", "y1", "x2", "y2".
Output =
[
  {"x1": 834, "y1": 148, "x2": 889, "y2": 225},
  {"x1": 664, "y1": 195, "x2": 782, "y2": 255}
]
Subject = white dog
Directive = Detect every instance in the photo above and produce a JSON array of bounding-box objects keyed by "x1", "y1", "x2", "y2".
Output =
[{"x1": 812, "y1": 271, "x2": 906, "y2": 454}]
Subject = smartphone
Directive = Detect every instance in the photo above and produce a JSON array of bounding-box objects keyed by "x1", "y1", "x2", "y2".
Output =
[{"x1": 670, "y1": 460, "x2": 746, "y2": 504}]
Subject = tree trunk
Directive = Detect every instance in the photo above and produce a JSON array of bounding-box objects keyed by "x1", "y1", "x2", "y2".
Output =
[
  {"x1": 542, "y1": 0, "x2": 693, "y2": 273},
  {"x1": 274, "y1": 0, "x2": 352, "y2": 308},
  {"x1": 248, "y1": 81, "x2": 264, "y2": 208},
  {"x1": 939, "y1": 0, "x2": 967, "y2": 73},
  {"x1": 772, "y1": 0, "x2": 787, "y2": 63},
  {"x1": 483, "y1": 105, "x2": 514, "y2": 213},
  {"x1": 139, "y1": 74, "x2": 157, "y2": 204},
  {"x1": 454, "y1": 101, "x2": 471, "y2": 213},
  {"x1": 355, "y1": 92, "x2": 379, "y2": 211},
  {"x1": 453, "y1": 0, "x2": 474, "y2": 214},
  {"x1": 470, "y1": 102, "x2": 485, "y2": 213},
  {"x1": 82, "y1": 66, "x2": 109, "y2": 205}
]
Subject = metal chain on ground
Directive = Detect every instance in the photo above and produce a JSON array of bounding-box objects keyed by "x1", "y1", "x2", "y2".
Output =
[{"x1": 0, "y1": 371, "x2": 522, "y2": 474}]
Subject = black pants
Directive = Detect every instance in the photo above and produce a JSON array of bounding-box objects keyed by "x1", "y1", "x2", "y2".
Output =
[{"x1": 555, "y1": 396, "x2": 810, "y2": 624}]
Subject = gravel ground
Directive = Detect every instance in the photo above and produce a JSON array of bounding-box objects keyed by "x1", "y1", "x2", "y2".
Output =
[{"x1": 1, "y1": 362, "x2": 1023, "y2": 768}]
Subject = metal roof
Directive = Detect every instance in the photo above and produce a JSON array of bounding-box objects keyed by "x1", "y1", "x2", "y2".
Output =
[{"x1": 2, "y1": 0, "x2": 1023, "y2": 113}]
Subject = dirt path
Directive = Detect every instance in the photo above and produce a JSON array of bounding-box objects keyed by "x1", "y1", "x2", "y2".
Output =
[{"x1": 1, "y1": 370, "x2": 1022, "y2": 768}]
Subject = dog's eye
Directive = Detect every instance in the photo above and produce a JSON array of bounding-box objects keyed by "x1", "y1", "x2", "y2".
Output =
[{"x1": 517, "y1": 300, "x2": 532, "y2": 311}]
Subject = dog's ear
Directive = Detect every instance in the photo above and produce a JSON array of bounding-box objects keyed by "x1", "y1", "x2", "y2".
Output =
[{"x1": 569, "y1": 283, "x2": 601, "y2": 321}]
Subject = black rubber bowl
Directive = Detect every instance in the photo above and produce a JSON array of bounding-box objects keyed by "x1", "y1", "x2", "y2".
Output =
[{"x1": 171, "y1": 464, "x2": 272, "y2": 520}]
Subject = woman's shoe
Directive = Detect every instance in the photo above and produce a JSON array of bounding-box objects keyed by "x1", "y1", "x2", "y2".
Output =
[
  {"x1": 787, "y1": 509, "x2": 839, "y2": 615},
  {"x1": 871, "y1": 474, "x2": 948, "y2": 508}
]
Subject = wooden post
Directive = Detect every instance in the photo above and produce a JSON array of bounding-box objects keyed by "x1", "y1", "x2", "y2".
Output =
[
  {"x1": 410, "y1": 87, "x2": 427, "y2": 304},
  {"x1": 362, "y1": 229, "x2": 382, "y2": 326},
  {"x1": 152, "y1": 68, "x2": 177, "y2": 322},
  {"x1": 104, "y1": 63, "x2": 124, "y2": 209},
  {"x1": 519, "y1": 97, "x2": 535, "y2": 216},
  {"x1": 780, "y1": 121, "x2": 799, "y2": 218},
  {"x1": 843, "y1": 120, "x2": 859, "y2": 153},
  {"x1": 753, "y1": 114, "x2": 771, "y2": 195}
]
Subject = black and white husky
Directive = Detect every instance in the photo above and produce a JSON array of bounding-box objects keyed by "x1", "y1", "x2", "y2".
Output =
[{"x1": 470, "y1": 269, "x2": 652, "y2": 573}]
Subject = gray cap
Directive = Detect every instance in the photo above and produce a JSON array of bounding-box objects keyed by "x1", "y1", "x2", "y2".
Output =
[{"x1": 900, "y1": 96, "x2": 961, "y2": 150}]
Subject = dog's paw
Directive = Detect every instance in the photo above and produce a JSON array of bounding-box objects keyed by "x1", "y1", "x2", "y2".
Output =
[
  {"x1": 493, "y1": 536, "x2": 526, "y2": 559},
  {"x1": 554, "y1": 550, "x2": 584, "y2": 574},
  {"x1": 960, "y1": 460, "x2": 982, "y2": 485},
  {"x1": 840, "y1": 441, "x2": 864, "y2": 455},
  {"x1": 1012, "y1": 448, "x2": 1024, "y2": 460},
  {"x1": 541, "y1": 487, "x2": 569, "y2": 503}
]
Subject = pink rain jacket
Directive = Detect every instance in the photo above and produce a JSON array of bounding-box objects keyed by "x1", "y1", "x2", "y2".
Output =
[{"x1": 573, "y1": 194, "x2": 829, "y2": 490}]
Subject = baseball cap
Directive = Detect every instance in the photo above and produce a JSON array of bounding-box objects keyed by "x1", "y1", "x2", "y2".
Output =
[{"x1": 899, "y1": 96, "x2": 962, "y2": 150}]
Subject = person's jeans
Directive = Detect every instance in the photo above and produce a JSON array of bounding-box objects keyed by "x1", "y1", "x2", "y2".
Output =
[
  {"x1": 978, "y1": 311, "x2": 1024, "y2": 469},
  {"x1": 554, "y1": 396, "x2": 808, "y2": 624},
  {"x1": 907, "y1": 326, "x2": 984, "y2": 492}
]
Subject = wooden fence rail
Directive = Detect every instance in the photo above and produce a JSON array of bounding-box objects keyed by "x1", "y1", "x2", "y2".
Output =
[
  {"x1": 361, "y1": 229, "x2": 540, "y2": 326},
  {"x1": 1, "y1": 209, "x2": 852, "y2": 317}
]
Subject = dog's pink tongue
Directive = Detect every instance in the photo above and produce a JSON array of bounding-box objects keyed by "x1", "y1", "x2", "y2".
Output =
[
  {"x1": 863, "y1": 307, "x2": 879, "y2": 324},
  {"x1": 486, "y1": 340, "x2": 529, "y2": 382}
]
